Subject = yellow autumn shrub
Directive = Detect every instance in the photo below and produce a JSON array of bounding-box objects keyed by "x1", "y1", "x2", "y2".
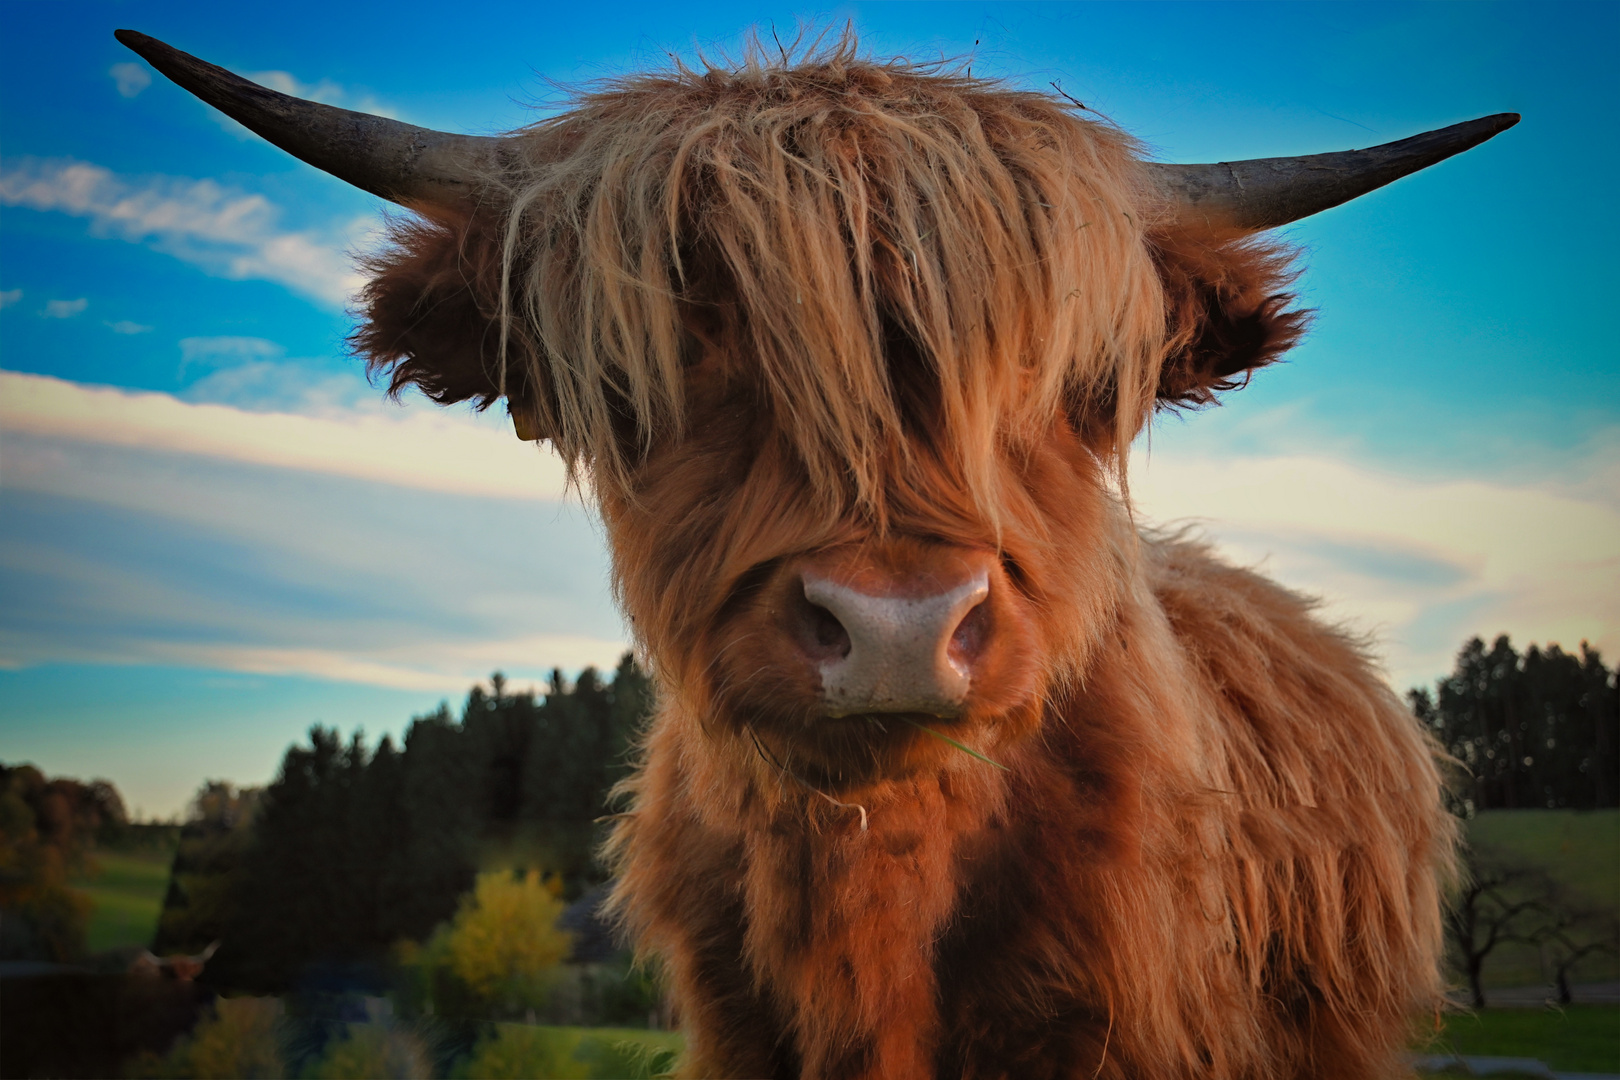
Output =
[{"x1": 403, "y1": 868, "x2": 573, "y2": 1015}]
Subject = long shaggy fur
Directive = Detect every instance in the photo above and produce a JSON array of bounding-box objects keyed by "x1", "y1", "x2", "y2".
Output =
[{"x1": 354, "y1": 34, "x2": 1453, "y2": 1080}]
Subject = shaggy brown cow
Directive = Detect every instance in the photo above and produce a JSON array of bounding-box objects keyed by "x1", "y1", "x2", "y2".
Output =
[{"x1": 120, "y1": 30, "x2": 1517, "y2": 1079}]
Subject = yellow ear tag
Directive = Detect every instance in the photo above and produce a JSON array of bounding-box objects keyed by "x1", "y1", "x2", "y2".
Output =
[{"x1": 511, "y1": 408, "x2": 543, "y2": 442}]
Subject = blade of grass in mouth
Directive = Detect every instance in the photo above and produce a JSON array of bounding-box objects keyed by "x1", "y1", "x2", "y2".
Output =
[{"x1": 899, "y1": 718, "x2": 1010, "y2": 771}]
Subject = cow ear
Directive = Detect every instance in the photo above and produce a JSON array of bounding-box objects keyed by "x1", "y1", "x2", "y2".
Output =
[
  {"x1": 351, "y1": 212, "x2": 548, "y2": 441},
  {"x1": 1151, "y1": 226, "x2": 1309, "y2": 408}
]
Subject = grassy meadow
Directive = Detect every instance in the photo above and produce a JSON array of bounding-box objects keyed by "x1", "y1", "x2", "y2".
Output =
[
  {"x1": 1470, "y1": 809, "x2": 1620, "y2": 912},
  {"x1": 1420, "y1": 1005, "x2": 1620, "y2": 1073},
  {"x1": 456, "y1": 1024, "x2": 684, "y2": 1079},
  {"x1": 1465, "y1": 809, "x2": 1620, "y2": 988},
  {"x1": 75, "y1": 845, "x2": 176, "y2": 954}
]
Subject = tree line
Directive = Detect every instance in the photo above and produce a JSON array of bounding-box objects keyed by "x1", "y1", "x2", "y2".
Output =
[
  {"x1": 1410, "y1": 635, "x2": 1617, "y2": 813},
  {"x1": 155, "y1": 655, "x2": 651, "y2": 993}
]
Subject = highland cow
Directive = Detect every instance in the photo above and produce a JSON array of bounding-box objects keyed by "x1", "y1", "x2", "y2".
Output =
[{"x1": 119, "y1": 29, "x2": 1518, "y2": 1079}]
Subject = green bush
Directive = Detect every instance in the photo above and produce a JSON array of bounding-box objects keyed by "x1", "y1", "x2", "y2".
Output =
[
  {"x1": 455, "y1": 1025, "x2": 681, "y2": 1080},
  {"x1": 130, "y1": 997, "x2": 287, "y2": 1079},
  {"x1": 303, "y1": 1022, "x2": 431, "y2": 1080},
  {"x1": 456, "y1": 1025, "x2": 579, "y2": 1079},
  {"x1": 397, "y1": 869, "x2": 573, "y2": 1020}
]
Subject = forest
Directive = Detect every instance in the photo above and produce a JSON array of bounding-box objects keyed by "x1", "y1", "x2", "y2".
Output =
[
  {"x1": 1411, "y1": 635, "x2": 1616, "y2": 813},
  {"x1": 151, "y1": 654, "x2": 652, "y2": 996}
]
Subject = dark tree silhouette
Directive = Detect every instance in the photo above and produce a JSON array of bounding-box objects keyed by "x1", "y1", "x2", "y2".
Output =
[
  {"x1": 1444, "y1": 846, "x2": 1551, "y2": 1008},
  {"x1": 1539, "y1": 906, "x2": 1619, "y2": 1006},
  {"x1": 157, "y1": 656, "x2": 655, "y2": 993},
  {"x1": 152, "y1": 781, "x2": 260, "y2": 958},
  {"x1": 1411, "y1": 636, "x2": 1618, "y2": 811}
]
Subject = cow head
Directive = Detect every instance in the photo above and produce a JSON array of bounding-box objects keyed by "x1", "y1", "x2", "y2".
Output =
[{"x1": 120, "y1": 31, "x2": 1515, "y2": 789}]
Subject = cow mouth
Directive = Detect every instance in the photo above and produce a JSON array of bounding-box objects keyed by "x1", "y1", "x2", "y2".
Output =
[
  {"x1": 814, "y1": 709, "x2": 960, "y2": 728},
  {"x1": 746, "y1": 707, "x2": 1008, "y2": 790},
  {"x1": 830, "y1": 711, "x2": 1007, "y2": 768}
]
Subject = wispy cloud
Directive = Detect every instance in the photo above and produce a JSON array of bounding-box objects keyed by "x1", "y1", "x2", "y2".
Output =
[
  {"x1": 106, "y1": 320, "x2": 154, "y2": 335},
  {"x1": 1131, "y1": 440, "x2": 1620, "y2": 691},
  {"x1": 0, "y1": 370, "x2": 569, "y2": 501},
  {"x1": 180, "y1": 359, "x2": 370, "y2": 415},
  {"x1": 0, "y1": 289, "x2": 20, "y2": 310},
  {"x1": 130, "y1": 638, "x2": 628, "y2": 694},
  {"x1": 0, "y1": 159, "x2": 369, "y2": 306},
  {"x1": 179, "y1": 335, "x2": 284, "y2": 371},
  {"x1": 0, "y1": 430, "x2": 622, "y2": 692},
  {"x1": 109, "y1": 62, "x2": 152, "y2": 99},
  {"x1": 41, "y1": 297, "x2": 87, "y2": 319}
]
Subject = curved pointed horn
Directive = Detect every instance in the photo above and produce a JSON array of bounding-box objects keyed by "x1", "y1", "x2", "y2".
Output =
[
  {"x1": 115, "y1": 30, "x2": 499, "y2": 210},
  {"x1": 1148, "y1": 113, "x2": 1519, "y2": 230}
]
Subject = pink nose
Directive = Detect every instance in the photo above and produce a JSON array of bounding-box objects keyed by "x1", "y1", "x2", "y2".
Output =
[{"x1": 797, "y1": 568, "x2": 990, "y2": 717}]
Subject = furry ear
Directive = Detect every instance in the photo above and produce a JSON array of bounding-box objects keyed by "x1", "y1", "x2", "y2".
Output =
[
  {"x1": 350, "y1": 212, "x2": 545, "y2": 438},
  {"x1": 1150, "y1": 227, "x2": 1309, "y2": 408}
]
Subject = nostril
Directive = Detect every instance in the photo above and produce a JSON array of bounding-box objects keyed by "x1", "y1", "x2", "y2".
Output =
[
  {"x1": 795, "y1": 598, "x2": 852, "y2": 662},
  {"x1": 949, "y1": 599, "x2": 990, "y2": 666},
  {"x1": 810, "y1": 604, "x2": 851, "y2": 653}
]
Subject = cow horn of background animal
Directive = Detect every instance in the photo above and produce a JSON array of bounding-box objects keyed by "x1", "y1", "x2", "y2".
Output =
[
  {"x1": 114, "y1": 30, "x2": 500, "y2": 211},
  {"x1": 1148, "y1": 113, "x2": 1519, "y2": 230}
]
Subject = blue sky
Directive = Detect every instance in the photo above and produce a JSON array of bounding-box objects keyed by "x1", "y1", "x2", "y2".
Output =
[{"x1": 2, "y1": 0, "x2": 1616, "y2": 818}]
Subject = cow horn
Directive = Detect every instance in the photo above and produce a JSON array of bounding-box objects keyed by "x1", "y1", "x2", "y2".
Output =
[
  {"x1": 118, "y1": 29, "x2": 1518, "y2": 230},
  {"x1": 114, "y1": 30, "x2": 499, "y2": 210},
  {"x1": 1147, "y1": 113, "x2": 1519, "y2": 230}
]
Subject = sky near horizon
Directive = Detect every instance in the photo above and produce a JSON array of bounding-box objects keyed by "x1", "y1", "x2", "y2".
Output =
[{"x1": 1, "y1": 1, "x2": 1616, "y2": 819}]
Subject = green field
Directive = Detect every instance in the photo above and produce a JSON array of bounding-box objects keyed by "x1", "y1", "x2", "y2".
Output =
[
  {"x1": 1463, "y1": 809, "x2": 1620, "y2": 989},
  {"x1": 1417, "y1": 1005, "x2": 1620, "y2": 1073},
  {"x1": 74, "y1": 848, "x2": 175, "y2": 954},
  {"x1": 452, "y1": 1024, "x2": 683, "y2": 1080},
  {"x1": 357, "y1": 1014, "x2": 1620, "y2": 1078},
  {"x1": 518, "y1": 1014, "x2": 1619, "y2": 1079},
  {"x1": 1469, "y1": 809, "x2": 1620, "y2": 912}
]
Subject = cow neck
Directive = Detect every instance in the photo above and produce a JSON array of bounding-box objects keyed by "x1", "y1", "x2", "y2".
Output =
[{"x1": 728, "y1": 754, "x2": 1011, "y2": 1080}]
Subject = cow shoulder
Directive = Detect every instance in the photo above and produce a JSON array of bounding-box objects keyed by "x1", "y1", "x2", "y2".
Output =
[
  {"x1": 1142, "y1": 533, "x2": 1438, "y2": 805},
  {"x1": 1141, "y1": 533, "x2": 1452, "y2": 1073}
]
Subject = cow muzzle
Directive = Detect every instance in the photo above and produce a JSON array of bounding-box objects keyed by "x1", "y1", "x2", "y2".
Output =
[{"x1": 790, "y1": 553, "x2": 994, "y2": 718}]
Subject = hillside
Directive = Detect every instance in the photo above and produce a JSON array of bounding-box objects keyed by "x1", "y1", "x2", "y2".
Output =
[
  {"x1": 1464, "y1": 809, "x2": 1619, "y2": 989},
  {"x1": 74, "y1": 847, "x2": 176, "y2": 954}
]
